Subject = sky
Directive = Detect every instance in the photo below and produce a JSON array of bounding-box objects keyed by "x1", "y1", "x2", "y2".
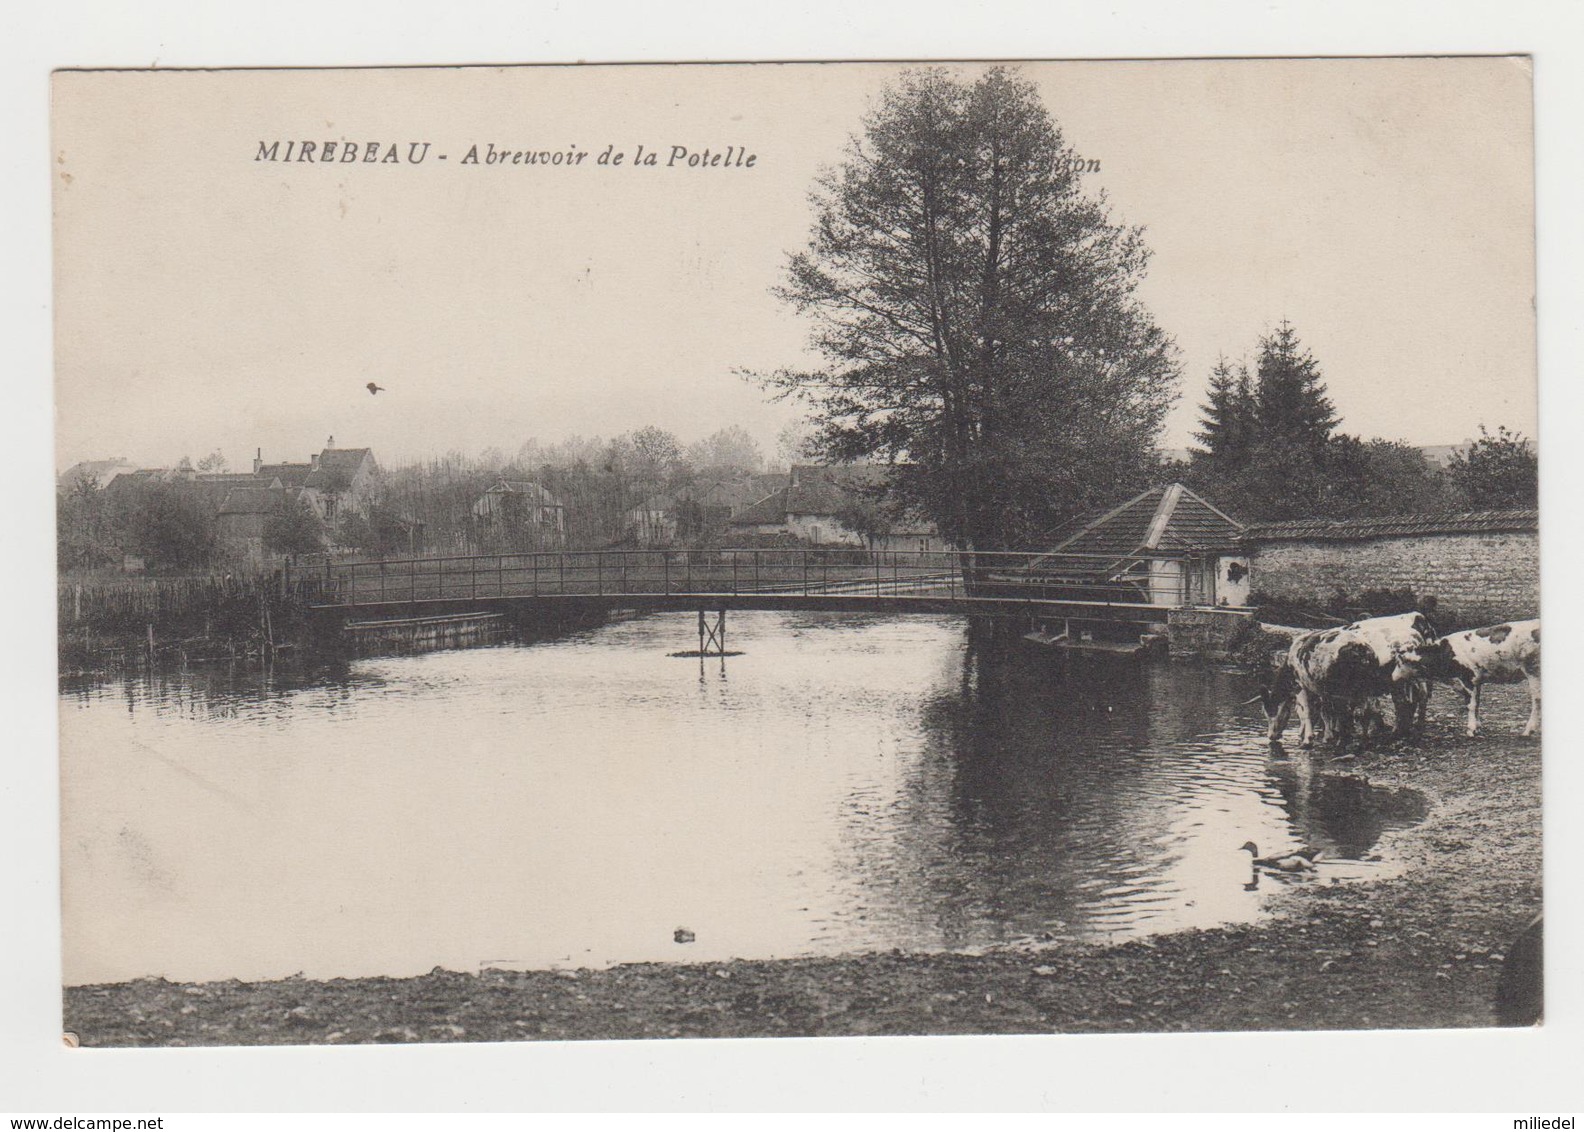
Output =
[{"x1": 51, "y1": 58, "x2": 1536, "y2": 472}]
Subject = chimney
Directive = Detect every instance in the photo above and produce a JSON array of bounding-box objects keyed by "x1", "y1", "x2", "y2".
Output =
[
  {"x1": 327, "y1": 435, "x2": 335, "y2": 450},
  {"x1": 253, "y1": 447, "x2": 262, "y2": 475},
  {"x1": 310, "y1": 452, "x2": 320, "y2": 470}
]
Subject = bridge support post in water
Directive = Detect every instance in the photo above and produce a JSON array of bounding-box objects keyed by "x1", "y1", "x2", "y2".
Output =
[{"x1": 698, "y1": 609, "x2": 727, "y2": 657}]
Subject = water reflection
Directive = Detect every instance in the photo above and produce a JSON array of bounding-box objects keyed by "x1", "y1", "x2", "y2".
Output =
[{"x1": 59, "y1": 612, "x2": 1426, "y2": 984}]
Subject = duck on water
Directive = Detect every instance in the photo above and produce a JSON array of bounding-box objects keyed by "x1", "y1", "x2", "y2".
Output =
[{"x1": 1240, "y1": 842, "x2": 1324, "y2": 872}]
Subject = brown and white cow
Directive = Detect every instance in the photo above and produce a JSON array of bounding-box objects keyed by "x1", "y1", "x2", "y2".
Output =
[
  {"x1": 1396, "y1": 619, "x2": 1540, "y2": 737},
  {"x1": 1259, "y1": 612, "x2": 1435, "y2": 749}
]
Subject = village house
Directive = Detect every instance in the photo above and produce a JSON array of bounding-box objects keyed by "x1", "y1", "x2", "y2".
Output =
[
  {"x1": 617, "y1": 473, "x2": 794, "y2": 547},
  {"x1": 102, "y1": 466, "x2": 194, "y2": 495},
  {"x1": 57, "y1": 457, "x2": 139, "y2": 493},
  {"x1": 471, "y1": 478, "x2": 567, "y2": 548},
  {"x1": 248, "y1": 439, "x2": 381, "y2": 542},
  {"x1": 622, "y1": 492, "x2": 679, "y2": 547},
  {"x1": 728, "y1": 464, "x2": 946, "y2": 551},
  {"x1": 215, "y1": 483, "x2": 289, "y2": 567},
  {"x1": 189, "y1": 471, "x2": 271, "y2": 513}
]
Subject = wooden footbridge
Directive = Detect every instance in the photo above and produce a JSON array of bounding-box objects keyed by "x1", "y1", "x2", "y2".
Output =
[{"x1": 304, "y1": 548, "x2": 1200, "y2": 650}]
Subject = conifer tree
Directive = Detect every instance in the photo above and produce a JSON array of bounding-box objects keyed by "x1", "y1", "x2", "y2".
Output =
[
  {"x1": 1192, "y1": 355, "x2": 1255, "y2": 468},
  {"x1": 1252, "y1": 321, "x2": 1337, "y2": 449}
]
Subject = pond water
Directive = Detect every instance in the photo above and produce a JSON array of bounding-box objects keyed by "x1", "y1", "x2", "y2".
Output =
[{"x1": 59, "y1": 611, "x2": 1427, "y2": 985}]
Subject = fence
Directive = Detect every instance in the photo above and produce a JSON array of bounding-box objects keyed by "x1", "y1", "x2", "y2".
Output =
[
  {"x1": 315, "y1": 547, "x2": 1195, "y2": 609},
  {"x1": 58, "y1": 570, "x2": 334, "y2": 638}
]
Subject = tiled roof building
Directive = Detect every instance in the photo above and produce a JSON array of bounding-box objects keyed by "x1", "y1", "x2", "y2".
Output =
[{"x1": 1039, "y1": 483, "x2": 1246, "y2": 563}]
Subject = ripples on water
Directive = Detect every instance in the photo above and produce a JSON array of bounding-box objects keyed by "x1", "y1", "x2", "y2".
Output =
[{"x1": 59, "y1": 612, "x2": 1426, "y2": 984}]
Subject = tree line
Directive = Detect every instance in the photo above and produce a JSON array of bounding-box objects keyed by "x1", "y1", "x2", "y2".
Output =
[
  {"x1": 1176, "y1": 321, "x2": 1537, "y2": 521},
  {"x1": 56, "y1": 425, "x2": 784, "y2": 574},
  {"x1": 759, "y1": 64, "x2": 1536, "y2": 544},
  {"x1": 58, "y1": 66, "x2": 1538, "y2": 571}
]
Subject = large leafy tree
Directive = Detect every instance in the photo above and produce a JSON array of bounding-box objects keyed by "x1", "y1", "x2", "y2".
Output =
[
  {"x1": 265, "y1": 495, "x2": 326, "y2": 558},
  {"x1": 1447, "y1": 425, "x2": 1538, "y2": 509},
  {"x1": 764, "y1": 66, "x2": 1180, "y2": 549},
  {"x1": 685, "y1": 426, "x2": 764, "y2": 474},
  {"x1": 127, "y1": 482, "x2": 216, "y2": 570},
  {"x1": 1320, "y1": 436, "x2": 1458, "y2": 517}
]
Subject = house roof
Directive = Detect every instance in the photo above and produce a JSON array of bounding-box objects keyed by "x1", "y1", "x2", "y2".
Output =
[
  {"x1": 1245, "y1": 509, "x2": 1538, "y2": 543},
  {"x1": 748, "y1": 472, "x2": 792, "y2": 497},
  {"x1": 188, "y1": 473, "x2": 280, "y2": 510},
  {"x1": 728, "y1": 465, "x2": 944, "y2": 536},
  {"x1": 58, "y1": 458, "x2": 137, "y2": 491},
  {"x1": 304, "y1": 448, "x2": 373, "y2": 491},
  {"x1": 218, "y1": 486, "x2": 285, "y2": 516},
  {"x1": 104, "y1": 468, "x2": 189, "y2": 492},
  {"x1": 786, "y1": 464, "x2": 889, "y2": 516},
  {"x1": 483, "y1": 479, "x2": 562, "y2": 506},
  {"x1": 319, "y1": 446, "x2": 374, "y2": 469},
  {"x1": 1038, "y1": 483, "x2": 1246, "y2": 563},
  {"x1": 730, "y1": 486, "x2": 792, "y2": 526},
  {"x1": 257, "y1": 462, "x2": 314, "y2": 489}
]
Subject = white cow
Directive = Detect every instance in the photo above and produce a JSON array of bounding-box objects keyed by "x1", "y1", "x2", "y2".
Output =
[{"x1": 1396, "y1": 619, "x2": 1540, "y2": 737}]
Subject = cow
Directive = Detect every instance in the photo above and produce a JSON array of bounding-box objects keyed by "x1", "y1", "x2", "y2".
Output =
[
  {"x1": 1395, "y1": 619, "x2": 1540, "y2": 737},
  {"x1": 1333, "y1": 611, "x2": 1435, "y2": 738},
  {"x1": 1258, "y1": 612, "x2": 1435, "y2": 749}
]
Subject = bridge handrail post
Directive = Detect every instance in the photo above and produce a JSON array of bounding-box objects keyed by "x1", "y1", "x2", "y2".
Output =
[
  {"x1": 533, "y1": 553, "x2": 539, "y2": 598},
  {"x1": 753, "y1": 549, "x2": 760, "y2": 592},
  {"x1": 731, "y1": 552, "x2": 737, "y2": 594},
  {"x1": 663, "y1": 552, "x2": 669, "y2": 596},
  {"x1": 560, "y1": 553, "x2": 566, "y2": 594},
  {"x1": 497, "y1": 554, "x2": 503, "y2": 598},
  {"x1": 380, "y1": 559, "x2": 386, "y2": 604},
  {"x1": 802, "y1": 550, "x2": 808, "y2": 596},
  {"x1": 597, "y1": 551, "x2": 604, "y2": 597},
  {"x1": 437, "y1": 555, "x2": 443, "y2": 601},
  {"x1": 411, "y1": 555, "x2": 417, "y2": 603}
]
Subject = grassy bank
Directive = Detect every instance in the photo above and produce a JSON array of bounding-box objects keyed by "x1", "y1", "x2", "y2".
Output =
[{"x1": 62, "y1": 684, "x2": 1541, "y2": 1046}]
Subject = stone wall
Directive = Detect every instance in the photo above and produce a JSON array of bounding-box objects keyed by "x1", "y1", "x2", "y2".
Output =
[
  {"x1": 1248, "y1": 531, "x2": 1539, "y2": 626},
  {"x1": 1167, "y1": 607, "x2": 1256, "y2": 660}
]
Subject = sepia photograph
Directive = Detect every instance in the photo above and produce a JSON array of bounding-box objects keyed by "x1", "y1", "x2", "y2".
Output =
[{"x1": 50, "y1": 56, "x2": 1543, "y2": 1056}]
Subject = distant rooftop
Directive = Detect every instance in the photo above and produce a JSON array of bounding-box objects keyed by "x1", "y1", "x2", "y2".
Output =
[{"x1": 218, "y1": 486, "x2": 284, "y2": 516}]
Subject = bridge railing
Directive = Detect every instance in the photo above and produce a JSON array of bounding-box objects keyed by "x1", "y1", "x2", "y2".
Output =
[{"x1": 312, "y1": 547, "x2": 1195, "y2": 609}]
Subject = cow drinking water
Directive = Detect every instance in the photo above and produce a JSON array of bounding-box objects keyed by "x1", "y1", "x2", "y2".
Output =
[{"x1": 1259, "y1": 612, "x2": 1435, "y2": 749}]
